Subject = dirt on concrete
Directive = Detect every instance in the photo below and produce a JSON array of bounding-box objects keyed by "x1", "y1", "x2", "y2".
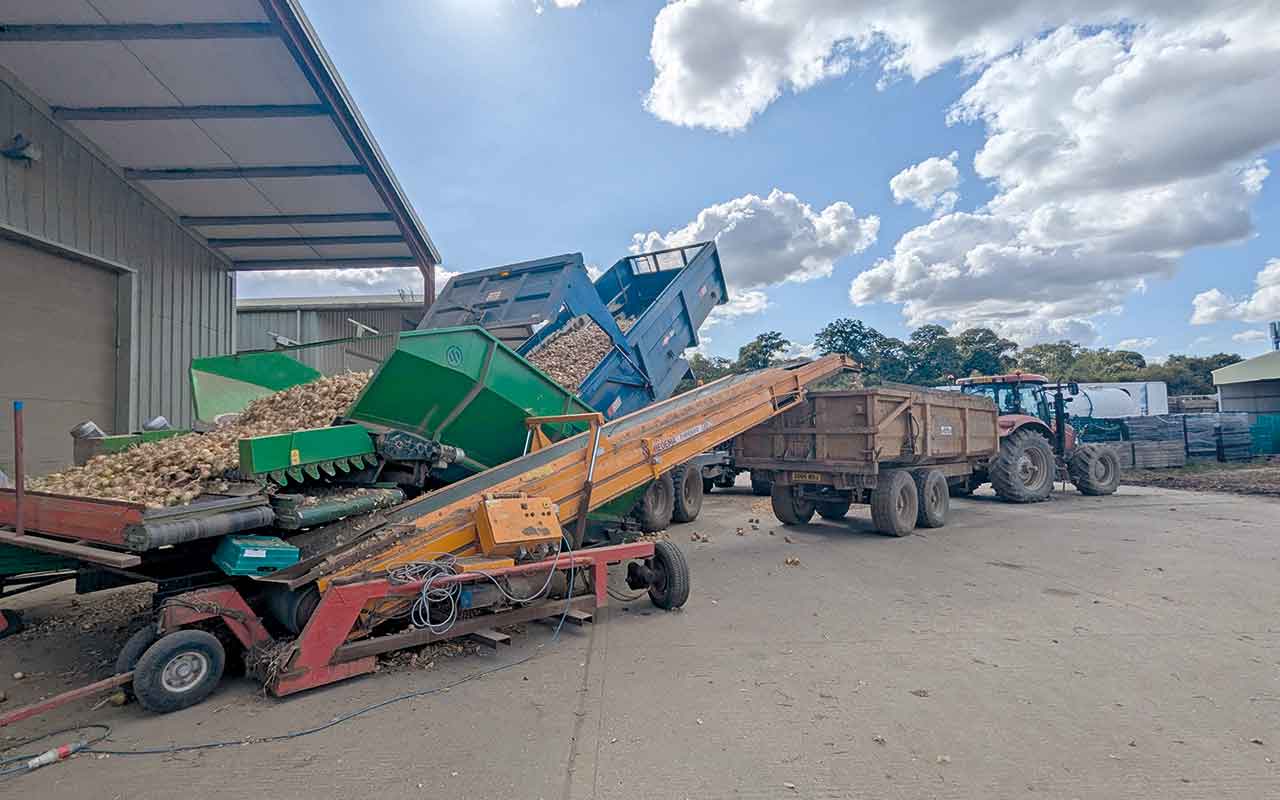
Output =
[
  {"x1": 4, "y1": 482, "x2": 1280, "y2": 799},
  {"x1": 1122, "y1": 460, "x2": 1280, "y2": 497}
]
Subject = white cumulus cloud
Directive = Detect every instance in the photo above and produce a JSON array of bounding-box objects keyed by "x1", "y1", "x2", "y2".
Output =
[
  {"x1": 237, "y1": 266, "x2": 453, "y2": 301},
  {"x1": 1116, "y1": 337, "x2": 1156, "y2": 351},
  {"x1": 1232, "y1": 329, "x2": 1268, "y2": 343},
  {"x1": 890, "y1": 151, "x2": 960, "y2": 215},
  {"x1": 1191, "y1": 258, "x2": 1280, "y2": 324},
  {"x1": 632, "y1": 189, "x2": 878, "y2": 320},
  {"x1": 642, "y1": 2, "x2": 1280, "y2": 344},
  {"x1": 644, "y1": 0, "x2": 1233, "y2": 132},
  {"x1": 532, "y1": 0, "x2": 583, "y2": 14}
]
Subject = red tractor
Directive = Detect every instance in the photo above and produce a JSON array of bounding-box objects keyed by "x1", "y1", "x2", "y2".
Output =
[{"x1": 956, "y1": 372, "x2": 1121, "y2": 502}]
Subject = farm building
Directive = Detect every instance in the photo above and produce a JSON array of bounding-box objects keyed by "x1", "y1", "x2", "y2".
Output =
[
  {"x1": 1213, "y1": 350, "x2": 1280, "y2": 415},
  {"x1": 0, "y1": 1, "x2": 438, "y2": 475},
  {"x1": 236, "y1": 294, "x2": 427, "y2": 374}
]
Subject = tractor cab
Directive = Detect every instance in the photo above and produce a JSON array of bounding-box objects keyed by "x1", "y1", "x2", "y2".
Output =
[{"x1": 956, "y1": 373, "x2": 1054, "y2": 427}]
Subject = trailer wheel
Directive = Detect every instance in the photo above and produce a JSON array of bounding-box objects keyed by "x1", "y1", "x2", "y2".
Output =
[
  {"x1": 1068, "y1": 445, "x2": 1121, "y2": 496},
  {"x1": 115, "y1": 626, "x2": 160, "y2": 700},
  {"x1": 0, "y1": 609, "x2": 24, "y2": 640},
  {"x1": 132, "y1": 630, "x2": 226, "y2": 713},
  {"x1": 750, "y1": 471, "x2": 772, "y2": 496},
  {"x1": 990, "y1": 429, "x2": 1055, "y2": 503},
  {"x1": 870, "y1": 471, "x2": 918, "y2": 537},
  {"x1": 912, "y1": 469, "x2": 949, "y2": 528},
  {"x1": 647, "y1": 540, "x2": 690, "y2": 610},
  {"x1": 770, "y1": 484, "x2": 815, "y2": 525},
  {"x1": 636, "y1": 473, "x2": 675, "y2": 532},
  {"x1": 671, "y1": 465, "x2": 704, "y2": 523},
  {"x1": 817, "y1": 500, "x2": 851, "y2": 520}
]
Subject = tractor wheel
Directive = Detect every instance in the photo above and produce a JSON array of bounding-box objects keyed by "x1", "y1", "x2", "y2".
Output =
[
  {"x1": 870, "y1": 471, "x2": 918, "y2": 536},
  {"x1": 636, "y1": 473, "x2": 675, "y2": 532},
  {"x1": 771, "y1": 484, "x2": 816, "y2": 525},
  {"x1": 1068, "y1": 445, "x2": 1121, "y2": 496},
  {"x1": 990, "y1": 429, "x2": 1055, "y2": 503},
  {"x1": 702, "y1": 477, "x2": 715, "y2": 494},
  {"x1": 817, "y1": 500, "x2": 851, "y2": 520},
  {"x1": 750, "y1": 471, "x2": 772, "y2": 496},
  {"x1": 132, "y1": 629, "x2": 226, "y2": 713},
  {"x1": 671, "y1": 465, "x2": 704, "y2": 523},
  {"x1": 912, "y1": 469, "x2": 949, "y2": 529},
  {"x1": 647, "y1": 541, "x2": 690, "y2": 610}
]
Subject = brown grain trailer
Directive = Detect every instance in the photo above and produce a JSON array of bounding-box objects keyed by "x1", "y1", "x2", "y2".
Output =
[{"x1": 732, "y1": 384, "x2": 999, "y2": 536}]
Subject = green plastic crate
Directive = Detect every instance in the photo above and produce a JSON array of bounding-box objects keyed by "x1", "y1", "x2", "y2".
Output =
[{"x1": 212, "y1": 535, "x2": 300, "y2": 576}]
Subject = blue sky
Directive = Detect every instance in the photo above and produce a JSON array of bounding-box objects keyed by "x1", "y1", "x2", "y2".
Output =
[{"x1": 241, "y1": 0, "x2": 1280, "y2": 361}]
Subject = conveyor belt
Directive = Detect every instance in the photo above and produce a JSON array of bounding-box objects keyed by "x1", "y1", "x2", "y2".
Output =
[{"x1": 263, "y1": 356, "x2": 852, "y2": 590}]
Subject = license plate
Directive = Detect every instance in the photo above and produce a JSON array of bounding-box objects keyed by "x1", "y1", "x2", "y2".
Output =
[{"x1": 791, "y1": 471, "x2": 825, "y2": 483}]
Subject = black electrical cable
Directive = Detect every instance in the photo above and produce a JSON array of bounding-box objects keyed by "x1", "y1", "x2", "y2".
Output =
[
  {"x1": 0, "y1": 724, "x2": 111, "y2": 779},
  {"x1": 4, "y1": 540, "x2": 582, "y2": 767}
]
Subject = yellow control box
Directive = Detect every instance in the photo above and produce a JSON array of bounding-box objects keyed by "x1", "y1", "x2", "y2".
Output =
[{"x1": 474, "y1": 494, "x2": 563, "y2": 557}]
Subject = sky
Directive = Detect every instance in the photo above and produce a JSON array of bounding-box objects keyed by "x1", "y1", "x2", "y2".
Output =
[{"x1": 238, "y1": 0, "x2": 1280, "y2": 362}]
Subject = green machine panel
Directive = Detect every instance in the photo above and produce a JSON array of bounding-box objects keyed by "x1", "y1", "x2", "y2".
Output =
[{"x1": 345, "y1": 326, "x2": 594, "y2": 475}]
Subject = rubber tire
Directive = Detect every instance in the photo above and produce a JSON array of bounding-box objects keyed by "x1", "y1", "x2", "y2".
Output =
[
  {"x1": 913, "y1": 469, "x2": 949, "y2": 529},
  {"x1": 132, "y1": 629, "x2": 225, "y2": 713},
  {"x1": 750, "y1": 471, "x2": 772, "y2": 496},
  {"x1": 635, "y1": 472, "x2": 675, "y2": 532},
  {"x1": 702, "y1": 477, "x2": 715, "y2": 494},
  {"x1": 771, "y1": 484, "x2": 816, "y2": 525},
  {"x1": 647, "y1": 540, "x2": 690, "y2": 610},
  {"x1": 1069, "y1": 445, "x2": 1121, "y2": 496},
  {"x1": 115, "y1": 626, "x2": 160, "y2": 700},
  {"x1": 817, "y1": 500, "x2": 851, "y2": 520},
  {"x1": 990, "y1": 428, "x2": 1056, "y2": 504},
  {"x1": 671, "y1": 465, "x2": 704, "y2": 523},
  {"x1": 870, "y1": 470, "x2": 918, "y2": 537},
  {"x1": 0, "y1": 609, "x2": 24, "y2": 640}
]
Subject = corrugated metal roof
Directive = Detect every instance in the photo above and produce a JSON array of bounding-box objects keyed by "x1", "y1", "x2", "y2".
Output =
[
  {"x1": 0, "y1": 0, "x2": 439, "y2": 300},
  {"x1": 1213, "y1": 350, "x2": 1280, "y2": 385},
  {"x1": 237, "y1": 294, "x2": 424, "y2": 311}
]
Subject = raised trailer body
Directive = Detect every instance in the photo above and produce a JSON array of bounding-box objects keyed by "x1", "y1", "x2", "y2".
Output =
[{"x1": 733, "y1": 385, "x2": 999, "y2": 535}]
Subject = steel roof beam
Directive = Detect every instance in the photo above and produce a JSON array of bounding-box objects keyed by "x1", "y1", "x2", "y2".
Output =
[
  {"x1": 230, "y1": 257, "x2": 418, "y2": 271},
  {"x1": 52, "y1": 104, "x2": 329, "y2": 121},
  {"x1": 0, "y1": 23, "x2": 277, "y2": 41},
  {"x1": 209, "y1": 234, "x2": 404, "y2": 248},
  {"x1": 125, "y1": 164, "x2": 364, "y2": 180},
  {"x1": 182, "y1": 212, "x2": 394, "y2": 226}
]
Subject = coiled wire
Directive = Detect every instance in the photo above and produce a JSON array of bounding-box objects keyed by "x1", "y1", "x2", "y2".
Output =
[{"x1": 388, "y1": 536, "x2": 571, "y2": 636}]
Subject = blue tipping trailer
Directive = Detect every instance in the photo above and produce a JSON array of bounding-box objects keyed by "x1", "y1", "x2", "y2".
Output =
[{"x1": 420, "y1": 242, "x2": 728, "y2": 419}]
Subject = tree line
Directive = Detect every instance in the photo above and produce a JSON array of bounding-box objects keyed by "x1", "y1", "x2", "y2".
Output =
[{"x1": 689, "y1": 320, "x2": 1243, "y2": 396}]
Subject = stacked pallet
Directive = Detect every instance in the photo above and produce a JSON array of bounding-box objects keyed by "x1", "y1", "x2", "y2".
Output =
[
  {"x1": 1131, "y1": 440, "x2": 1186, "y2": 469},
  {"x1": 1123, "y1": 415, "x2": 1183, "y2": 442},
  {"x1": 1218, "y1": 413, "x2": 1253, "y2": 462},
  {"x1": 1181, "y1": 415, "x2": 1219, "y2": 460}
]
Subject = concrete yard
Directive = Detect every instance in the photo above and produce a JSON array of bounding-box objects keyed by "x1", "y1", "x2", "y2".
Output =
[{"x1": 3, "y1": 483, "x2": 1278, "y2": 799}]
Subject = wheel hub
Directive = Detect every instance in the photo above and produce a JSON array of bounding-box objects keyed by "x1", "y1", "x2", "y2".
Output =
[{"x1": 160, "y1": 651, "x2": 210, "y2": 694}]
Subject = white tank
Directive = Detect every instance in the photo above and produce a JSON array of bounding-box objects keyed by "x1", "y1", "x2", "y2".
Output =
[{"x1": 1067, "y1": 386, "x2": 1141, "y2": 419}]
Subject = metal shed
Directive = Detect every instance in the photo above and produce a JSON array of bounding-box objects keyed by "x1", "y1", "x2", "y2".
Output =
[
  {"x1": 1213, "y1": 350, "x2": 1280, "y2": 415},
  {"x1": 236, "y1": 294, "x2": 426, "y2": 374},
  {"x1": 0, "y1": 0, "x2": 437, "y2": 474}
]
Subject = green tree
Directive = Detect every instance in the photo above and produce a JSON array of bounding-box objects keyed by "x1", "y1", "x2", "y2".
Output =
[
  {"x1": 687, "y1": 352, "x2": 737, "y2": 383},
  {"x1": 736, "y1": 331, "x2": 791, "y2": 371},
  {"x1": 955, "y1": 327, "x2": 1018, "y2": 376},
  {"x1": 905, "y1": 324, "x2": 962, "y2": 385},
  {"x1": 815, "y1": 318, "x2": 910, "y2": 384},
  {"x1": 1016, "y1": 341, "x2": 1083, "y2": 378}
]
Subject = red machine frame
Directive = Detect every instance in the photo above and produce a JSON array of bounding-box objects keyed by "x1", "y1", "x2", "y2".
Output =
[{"x1": 161, "y1": 541, "x2": 656, "y2": 697}]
